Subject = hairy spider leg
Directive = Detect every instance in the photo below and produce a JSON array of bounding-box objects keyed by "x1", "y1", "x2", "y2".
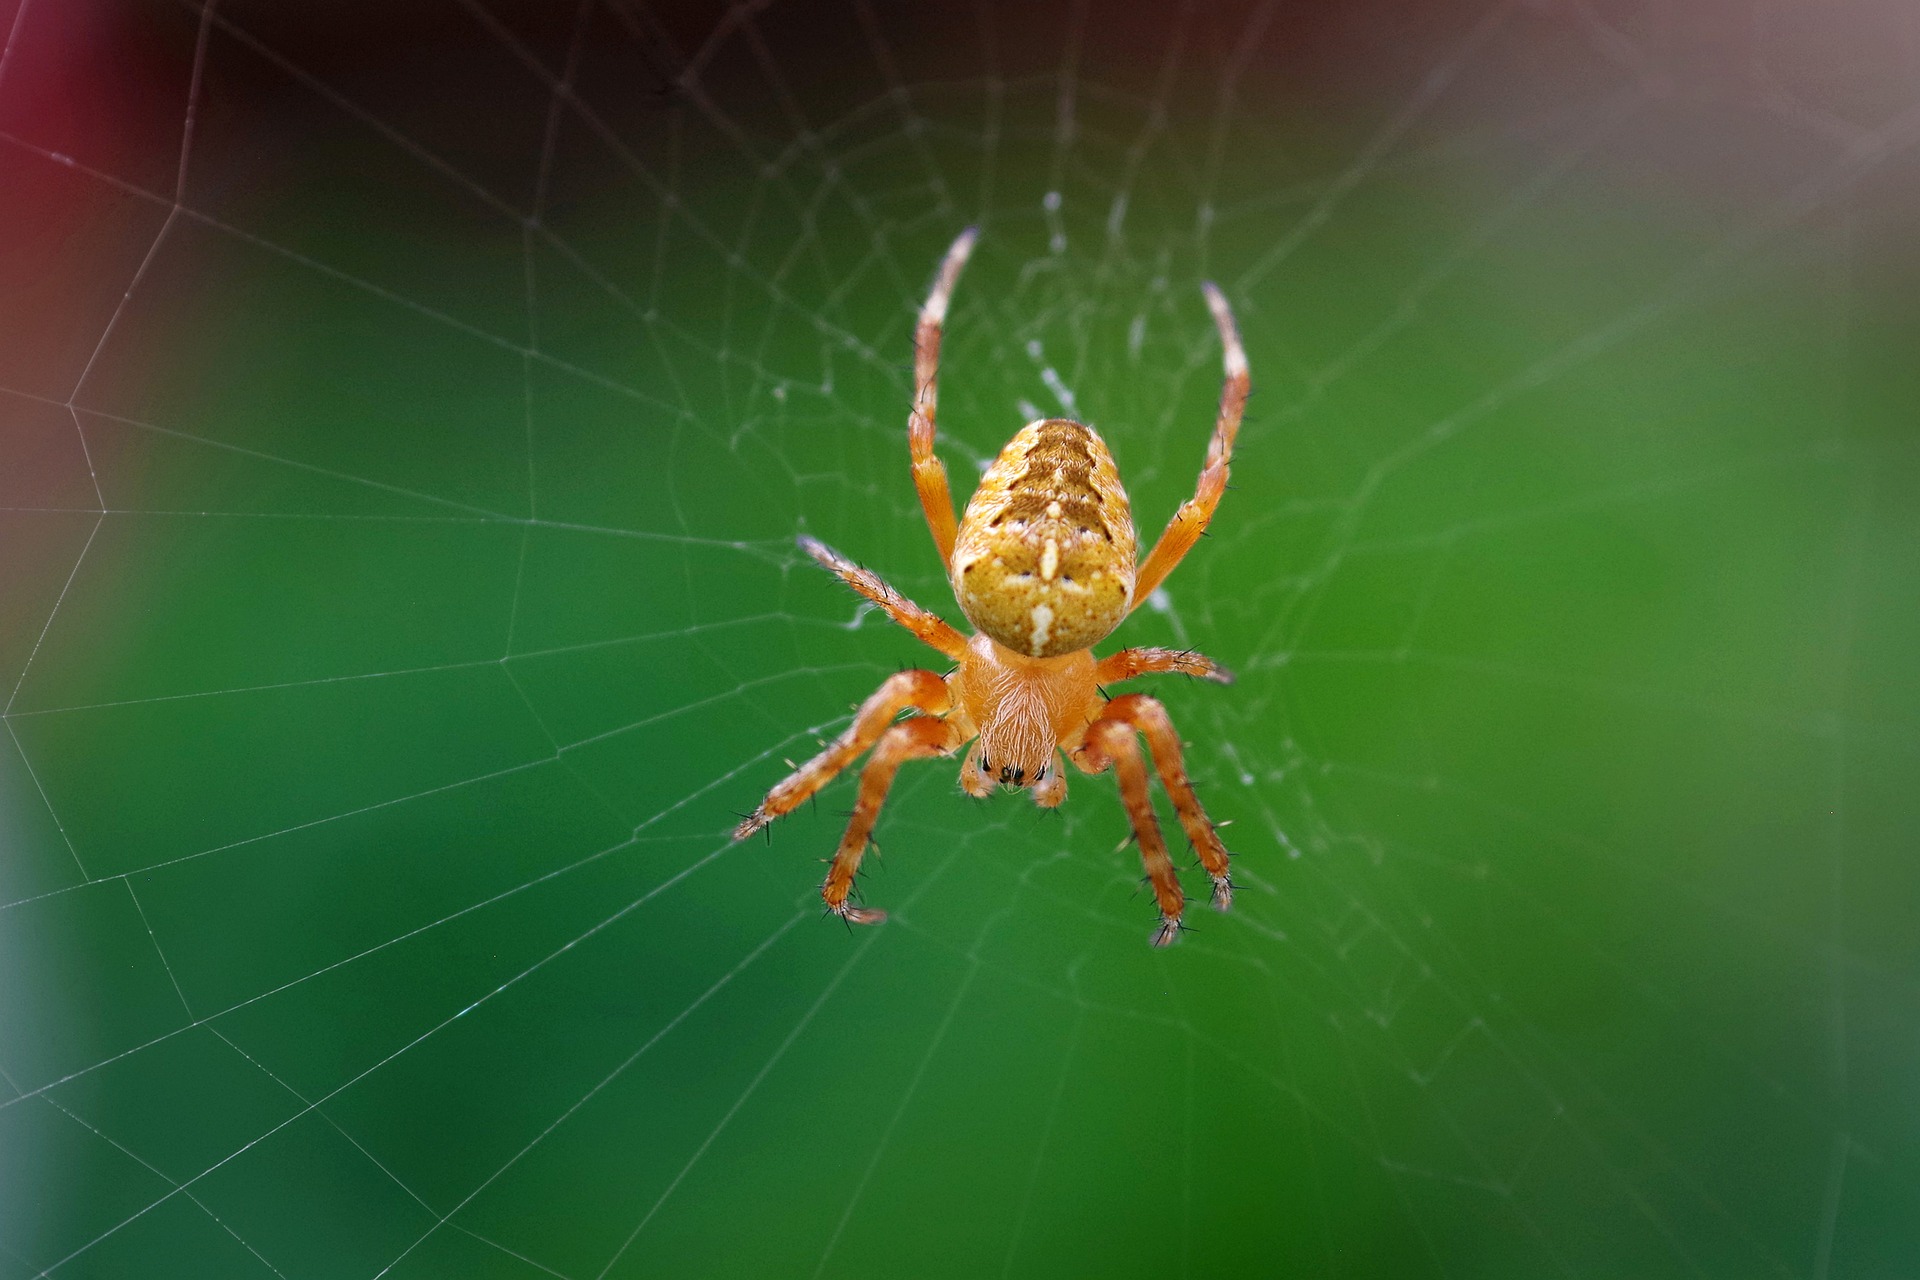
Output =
[
  {"x1": 909, "y1": 226, "x2": 979, "y2": 570},
  {"x1": 1131, "y1": 281, "x2": 1251, "y2": 608},
  {"x1": 799, "y1": 535, "x2": 968, "y2": 662},
  {"x1": 1078, "y1": 718, "x2": 1186, "y2": 946},
  {"x1": 821, "y1": 714, "x2": 965, "y2": 923},
  {"x1": 733, "y1": 669, "x2": 952, "y2": 841},
  {"x1": 1095, "y1": 646, "x2": 1235, "y2": 685},
  {"x1": 1090, "y1": 694, "x2": 1233, "y2": 911}
]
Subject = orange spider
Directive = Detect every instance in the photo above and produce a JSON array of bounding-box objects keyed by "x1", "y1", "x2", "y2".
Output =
[{"x1": 735, "y1": 228, "x2": 1250, "y2": 946}]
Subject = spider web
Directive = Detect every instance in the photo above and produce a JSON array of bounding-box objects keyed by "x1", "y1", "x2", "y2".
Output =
[{"x1": 2, "y1": 0, "x2": 1918, "y2": 1275}]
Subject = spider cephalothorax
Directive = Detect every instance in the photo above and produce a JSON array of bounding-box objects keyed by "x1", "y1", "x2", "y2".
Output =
[{"x1": 734, "y1": 228, "x2": 1250, "y2": 946}]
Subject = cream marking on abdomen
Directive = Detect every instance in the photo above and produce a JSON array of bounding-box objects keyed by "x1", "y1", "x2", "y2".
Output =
[{"x1": 1028, "y1": 604, "x2": 1054, "y2": 655}]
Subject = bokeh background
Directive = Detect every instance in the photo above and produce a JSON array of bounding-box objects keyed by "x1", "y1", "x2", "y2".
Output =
[{"x1": 3, "y1": 0, "x2": 1918, "y2": 1276}]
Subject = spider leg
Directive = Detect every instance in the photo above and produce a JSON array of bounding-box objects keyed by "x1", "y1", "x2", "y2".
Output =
[
  {"x1": 822, "y1": 714, "x2": 965, "y2": 924},
  {"x1": 734, "y1": 669, "x2": 950, "y2": 841},
  {"x1": 1095, "y1": 646, "x2": 1235, "y2": 686},
  {"x1": 1131, "y1": 282, "x2": 1249, "y2": 609},
  {"x1": 909, "y1": 227, "x2": 979, "y2": 570},
  {"x1": 1075, "y1": 718, "x2": 1185, "y2": 946},
  {"x1": 799, "y1": 535, "x2": 968, "y2": 662},
  {"x1": 1071, "y1": 692, "x2": 1234, "y2": 943},
  {"x1": 1093, "y1": 694, "x2": 1233, "y2": 911}
]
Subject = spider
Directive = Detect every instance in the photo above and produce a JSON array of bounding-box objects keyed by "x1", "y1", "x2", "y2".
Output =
[{"x1": 734, "y1": 227, "x2": 1249, "y2": 946}]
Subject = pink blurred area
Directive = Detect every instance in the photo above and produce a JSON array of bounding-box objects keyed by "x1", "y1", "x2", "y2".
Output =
[
  {"x1": 0, "y1": 0, "x2": 197, "y2": 678},
  {"x1": 0, "y1": 0, "x2": 190, "y2": 402}
]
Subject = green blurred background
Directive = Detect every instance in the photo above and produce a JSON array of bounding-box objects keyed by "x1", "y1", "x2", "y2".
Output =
[{"x1": 3, "y1": 1, "x2": 1918, "y2": 1275}]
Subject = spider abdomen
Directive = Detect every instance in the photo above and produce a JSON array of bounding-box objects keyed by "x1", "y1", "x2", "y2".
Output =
[{"x1": 950, "y1": 418, "x2": 1138, "y2": 657}]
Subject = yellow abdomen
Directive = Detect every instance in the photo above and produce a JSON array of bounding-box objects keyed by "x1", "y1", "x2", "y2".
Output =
[{"x1": 950, "y1": 419, "x2": 1137, "y2": 658}]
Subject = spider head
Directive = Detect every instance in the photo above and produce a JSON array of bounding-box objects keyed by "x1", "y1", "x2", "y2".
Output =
[
  {"x1": 951, "y1": 633, "x2": 1096, "y2": 801},
  {"x1": 971, "y1": 708, "x2": 1057, "y2": 794},
  {"x1": 987, "y1": 758, "x2": 1035, "y2": 787},
  {"x1": 975, "y1": 750, "x2": 1048, "y2": 792}
]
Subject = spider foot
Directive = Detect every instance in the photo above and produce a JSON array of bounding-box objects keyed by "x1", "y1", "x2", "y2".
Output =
[
  {"x1": 1209, "y1": 874, "x2": 1235, "y2": 912},
  {"x1": 826, "y1": 897, "x2": 889, "y2": 927},
  {"x1": 1151, "y1": 913, "x2": 1185, "y2": 948},
  {"x1": 733, "y1": 809, "x2": 771, "y2": 842}
]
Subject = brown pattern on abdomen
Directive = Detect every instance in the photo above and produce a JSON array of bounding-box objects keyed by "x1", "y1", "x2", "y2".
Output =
[{"x1": 996, "y1": 421, "x2": 1112, "y2": 533}]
